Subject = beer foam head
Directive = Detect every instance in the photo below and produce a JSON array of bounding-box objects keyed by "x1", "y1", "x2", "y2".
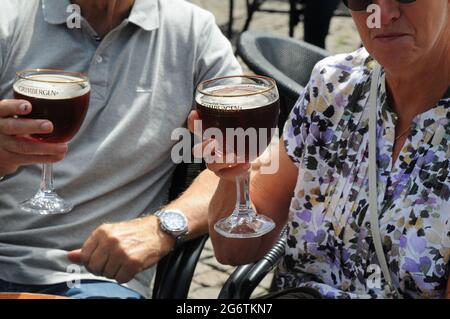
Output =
[
  {"x1": 196, "y1": 84, "x2": 276, "y2": 110},
  {"x1": 14, "y1": 74, "x2": 90, "y2": 100}
]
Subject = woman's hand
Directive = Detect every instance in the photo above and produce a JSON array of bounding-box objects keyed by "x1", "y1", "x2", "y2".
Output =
[{"x1": 187, "y1": 110, "x2": 250, "y2": 181}]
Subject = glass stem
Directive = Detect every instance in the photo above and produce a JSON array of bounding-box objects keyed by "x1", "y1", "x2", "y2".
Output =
[
  {"x1": 40, "y1": 163, "x2": 54, "y2": 194},
  {"x1": 232, "y1": 171, "x2": 255, "y2": 221}
]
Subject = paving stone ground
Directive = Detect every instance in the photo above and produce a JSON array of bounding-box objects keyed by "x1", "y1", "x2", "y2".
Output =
[{"x1": 187, "y1": 0, "x2": 361, "y2": 299}]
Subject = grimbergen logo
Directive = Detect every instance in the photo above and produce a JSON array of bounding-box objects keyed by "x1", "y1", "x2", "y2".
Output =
[
  {"x1": 201, "y1": 102, "x2": 242, "y2": 111},
  {"x1": 17, "y1": 85, "x2": 59, "y2": 98}
]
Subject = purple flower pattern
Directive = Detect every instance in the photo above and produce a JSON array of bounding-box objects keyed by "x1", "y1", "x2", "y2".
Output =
[{"x1": 279, "y1": 48, "x2": 450, "y2": 299}]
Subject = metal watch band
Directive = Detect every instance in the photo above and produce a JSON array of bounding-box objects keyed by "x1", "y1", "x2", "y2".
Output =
[{"x1": 155, "y1": 209, "x2": 189, "y2": 246}]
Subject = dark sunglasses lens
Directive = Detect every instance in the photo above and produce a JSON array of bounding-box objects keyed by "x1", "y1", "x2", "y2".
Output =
[
  {"x1": 343, "y1": 0, "x2": 416, "y2": 11},
  {"x1": 343, "y1": 0, "x2": 372, "y2": 11}
]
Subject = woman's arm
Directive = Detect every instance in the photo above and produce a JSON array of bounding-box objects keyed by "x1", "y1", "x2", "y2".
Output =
[{"x1": 207, "y1": 139, "x2": 298, "y2": 265}]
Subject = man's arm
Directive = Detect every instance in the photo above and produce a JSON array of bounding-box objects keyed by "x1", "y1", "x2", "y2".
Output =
[
  {"x1": 194, "y1": 9, "x2": 242, "y2": 85},
  {"x1": 165, "y1": 169, "x2": 219, "y2": 240},
  {"x1": 68, "y1": 169, "x2": 219, "y2": 283}
]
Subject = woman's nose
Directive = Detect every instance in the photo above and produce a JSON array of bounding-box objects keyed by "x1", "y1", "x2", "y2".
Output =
[{"x1": 374, "y1": 0, "x2": 401, "y2": 26}]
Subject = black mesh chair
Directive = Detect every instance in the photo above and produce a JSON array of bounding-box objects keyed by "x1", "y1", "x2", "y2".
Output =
[
  {"x1": 152, "y1": 231, "x2": 208, "y2": 299},
  {"x1": 219, "y1": 33, "x2": 331, "y2": 299},
  {"x1": 152, "y1": 139, "x2": 209, "y2": 299},
  {"x1": 237, "y1": 31, "x2": 330, "y2": 131}
]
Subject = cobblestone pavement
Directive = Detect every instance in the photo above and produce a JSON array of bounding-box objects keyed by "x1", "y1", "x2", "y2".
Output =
[
  {"x1": 188, "y1": 239, "x2": 274, "y2": 299},
  {"x1": 188, "y1": 0, "x2": 361, "y2": 299}
]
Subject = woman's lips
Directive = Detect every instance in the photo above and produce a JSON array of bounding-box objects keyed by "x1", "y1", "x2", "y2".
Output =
[{"x1": 373, "y1": 33, "x2": 411, "y2": 43}]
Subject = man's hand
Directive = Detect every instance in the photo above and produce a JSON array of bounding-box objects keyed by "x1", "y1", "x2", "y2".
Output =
[
  {"x1": 0, "y1": 99, "x2": 68, "y2": 176},
  {"x1": 68, "y1": 215, "x2": 175, "y2": 283}
]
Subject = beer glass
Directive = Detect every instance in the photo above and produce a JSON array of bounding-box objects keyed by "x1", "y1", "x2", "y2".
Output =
[
  {"x1": 13, "y1": 69, "x2": 90, "y2": 214},
  {"x1": 196, "y1": 75, "x2": 279, "y2": 238}
]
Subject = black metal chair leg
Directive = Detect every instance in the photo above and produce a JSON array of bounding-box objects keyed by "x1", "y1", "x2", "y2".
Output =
[
  {"x1": 228, "y1": 0, "x2": 234, "y2": 38},
  {"x1": 289, "y1": 0, "x2": 305, "y2": 38},
  {"x1": 289, "y1": 0, "x2": 296, "y2": 37},
  {"x1": 242, "y1": 0, "x2": 265, "y2": 33}
]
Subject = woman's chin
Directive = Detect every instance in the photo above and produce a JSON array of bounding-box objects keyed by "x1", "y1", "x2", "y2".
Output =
[{"x1": 371, "y1": 50, "x2": 417, "y2": 74}]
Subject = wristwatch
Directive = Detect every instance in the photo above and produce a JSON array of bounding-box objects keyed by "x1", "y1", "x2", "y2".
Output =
[{"x1": 155, "y1": 209, "x2": 189, "y2": 248}]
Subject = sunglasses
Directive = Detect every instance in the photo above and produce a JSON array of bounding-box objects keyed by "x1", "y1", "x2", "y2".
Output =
[{"x1": 343, "y1": 0, "x2": 416, "y2": 11}]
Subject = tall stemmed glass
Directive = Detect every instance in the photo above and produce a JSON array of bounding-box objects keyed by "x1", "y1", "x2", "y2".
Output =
[
  {"x1": 196, "y1": 75, "x2": 279, "y2": 238},
  {"x1": 13, "y1": 69, "x2": 90, "y2": 215}
]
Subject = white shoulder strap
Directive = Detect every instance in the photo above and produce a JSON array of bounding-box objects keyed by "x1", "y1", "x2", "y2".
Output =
[{"x1": 368, "y1": 64, "x2": 401, "y2": 298}]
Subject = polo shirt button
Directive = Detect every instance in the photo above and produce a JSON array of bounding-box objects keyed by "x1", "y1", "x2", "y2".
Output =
[{"x1": 95, "y1": 55, "x2": 103, "y2": 64}]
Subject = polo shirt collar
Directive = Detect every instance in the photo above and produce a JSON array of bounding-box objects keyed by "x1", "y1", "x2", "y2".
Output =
[
  {"x1": 42, "y1": 0, "x2": 160, "y2": 31},
  {"x1": 42, "y1": 0, "x2": 71, "y2": 25},
  {"x1": 129, "y1": 0, "x2": 160, "y2": 31}
]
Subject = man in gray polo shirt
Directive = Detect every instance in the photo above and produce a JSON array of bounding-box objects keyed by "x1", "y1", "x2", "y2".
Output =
[{"x1": 0, "y1": 0, "x2": 241, "y2": 298}]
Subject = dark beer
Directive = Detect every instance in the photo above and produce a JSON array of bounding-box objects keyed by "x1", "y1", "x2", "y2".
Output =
[
  {"x1": 196, "y1": 84, "x2": 279, "y2": 161},
  {"x1": 196, "y1": 75, "x2": 279, "y2": 238},
  {"x1": 13, "y1": 74, "x2": 90, "y2": 143}
]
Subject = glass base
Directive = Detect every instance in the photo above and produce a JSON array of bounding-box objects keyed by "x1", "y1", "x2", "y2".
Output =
[
  {"x1": 214, "y1": 214, "x2": 275, "y2": 238},
  {"x1": 19, "y1": 190, "x2": 73, "y2": 215}
]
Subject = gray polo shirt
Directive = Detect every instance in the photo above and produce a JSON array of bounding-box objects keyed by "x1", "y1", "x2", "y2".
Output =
[{"x1": 0, "y1": 0, "x2": 241, "y2": 297}]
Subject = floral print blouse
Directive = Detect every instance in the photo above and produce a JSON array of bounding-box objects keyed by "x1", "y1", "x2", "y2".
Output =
[{"x1": 280, "y1": 48, "x2": 450, "y2": 298}]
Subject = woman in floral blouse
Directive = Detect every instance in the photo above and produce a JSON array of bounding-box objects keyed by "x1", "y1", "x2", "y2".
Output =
[{"x1": 189, "y1": 0, "x2": 450, "y2": 298}]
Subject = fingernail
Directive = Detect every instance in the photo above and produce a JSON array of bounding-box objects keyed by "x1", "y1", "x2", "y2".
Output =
[
  {"x1": 40, "y1": 122, "x2": 52, "y2": 131},
  {"x1": 20, "y1": 103, "x2": 29, "y2": 113}
]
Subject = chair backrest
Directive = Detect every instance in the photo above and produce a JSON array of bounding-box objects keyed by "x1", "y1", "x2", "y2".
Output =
[
  {"x1": 237, "y1": 31, "x2": 330, "y2": 129},
  {"x1": 153, "y1": 233, "x2": 208, "y2": 299}
]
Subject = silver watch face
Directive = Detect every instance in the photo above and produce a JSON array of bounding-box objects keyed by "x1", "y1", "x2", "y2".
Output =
[{"x1": 160, "y1": 211, "x2": 188, "y2": 234}]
